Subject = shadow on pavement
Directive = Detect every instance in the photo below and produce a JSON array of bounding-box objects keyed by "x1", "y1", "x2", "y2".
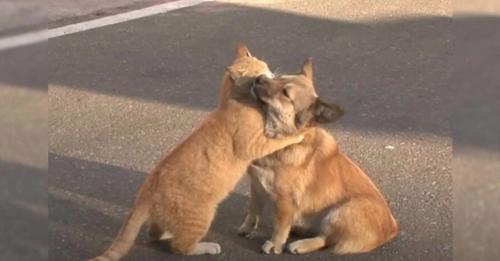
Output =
[
  {"x1": 49, "y1": 153, "x2": 265, "y2": 260},
  {"x1": 451, "y1": 14, "x2": 500, "y2": 261},
  {"x1": 48, "y1": 153, "x2": 249, "y2": 260},
  {"x1": 50, "y1": 153, "x2": 446, "y2": 261},
  {"x1": 0, "y1": 43, "x2": 47, "y2": 91},
  {"x1": 0, "y1": 160, "x2": 48, "y2": 261}
]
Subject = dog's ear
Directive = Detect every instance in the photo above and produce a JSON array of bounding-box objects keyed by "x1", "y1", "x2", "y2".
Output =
[
  {"x1": 296, "y1": 99, "x2": 343, "y2": 128},
  {"x1": 311, "y1": 99, "x2": 344, "y2": 124},
  {"x1": 301, "y1": 58, "x2": 313, "y2": 81},
  {"x1": 235, "y1": 43, "x2": 252, "y2": 58}
]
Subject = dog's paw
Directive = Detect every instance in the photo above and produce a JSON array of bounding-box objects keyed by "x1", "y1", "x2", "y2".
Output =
[
  {"x1": 261, "y1": 240, "x2": 283, "y2": 255},
  {"x1": 288, "y1": 240, "x2": 307, "y2": 255}
]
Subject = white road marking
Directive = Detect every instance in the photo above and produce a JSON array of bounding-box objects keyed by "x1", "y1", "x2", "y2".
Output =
[
  {"x1": 0, "y1": 0, "x2": 212, "y2": 51},
  {"x1": 0, "y1": 30, "x2": 48, "y2": 51}
]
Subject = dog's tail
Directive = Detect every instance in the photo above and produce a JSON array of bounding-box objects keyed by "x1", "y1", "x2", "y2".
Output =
[{"x1": 87, "y1": 201, "x2": 150, "y2": 261}]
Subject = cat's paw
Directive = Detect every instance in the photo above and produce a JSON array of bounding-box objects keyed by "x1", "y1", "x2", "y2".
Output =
[
  {"x1": 261, "y1": 240, "x2": 283, "y2": 255},
  {"x1": 193, "y1": 242, "x2": 221, "y2": 255}
]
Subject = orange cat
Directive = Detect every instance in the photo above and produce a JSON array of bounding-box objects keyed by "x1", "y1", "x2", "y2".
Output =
[{"x1": 87, "y1": 44, "x2": 303, "y2": 260}]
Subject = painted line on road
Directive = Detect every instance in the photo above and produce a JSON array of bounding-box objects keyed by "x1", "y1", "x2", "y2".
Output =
[{"x1": 0, "y1": 0, "x2": 212, "y2": 51}]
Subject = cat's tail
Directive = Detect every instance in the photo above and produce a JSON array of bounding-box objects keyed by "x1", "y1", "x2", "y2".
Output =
[{"x1": 87, "y1": 201, "x2": 150, "y2": 261}]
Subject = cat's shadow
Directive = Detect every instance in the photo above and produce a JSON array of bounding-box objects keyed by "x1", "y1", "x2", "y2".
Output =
[{"x1": 49, "y1": 153, "x2": 272, "y2": 256}]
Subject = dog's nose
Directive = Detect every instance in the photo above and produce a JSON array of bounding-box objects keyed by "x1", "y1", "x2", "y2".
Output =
[
  {"x1": 252, "y1": 82, "x2": 269, "y2": 100},
  {"x1": 254, "y1": 75, "x2": 270, "y2": 85}
]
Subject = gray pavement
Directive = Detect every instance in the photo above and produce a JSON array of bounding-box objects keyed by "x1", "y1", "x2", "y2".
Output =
[
  {"x1": 0, "y1": 0, "x2": 174, "y2": 36},
  {"x1": 0, "y1": 45, "x2": 48, "y2": 261},
  {"x1": 45, "y1": 0, "x2": 176, "y2": 28},
  {"x1": 0, "y1": 0, "x2": 497, "y2": 261},
  {"x1": 48, "y1": 1, "x2": 455, "y2": 260},
  {"x1": 451, "y1": 9, "x2": 500, "y2": 261}
]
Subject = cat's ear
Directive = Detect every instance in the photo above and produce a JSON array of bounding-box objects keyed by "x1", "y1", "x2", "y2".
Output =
[
  {"x1": 226, "y1": 66, "x2": 238, "y2": 81},
  {"x1": 235, "y1": 43, "x2": 252, "y2": 58},
  {"x1": 226, "y1": 65, "x2": 247, "y2": 82}
]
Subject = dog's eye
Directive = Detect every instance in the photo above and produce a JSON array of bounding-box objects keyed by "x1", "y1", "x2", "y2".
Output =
[{"x1": 282, "y1": 89, "x2": 291, "y2": 99}]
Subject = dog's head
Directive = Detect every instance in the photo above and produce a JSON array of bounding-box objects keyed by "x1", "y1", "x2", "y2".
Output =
[
  {"x1": 251, "y1": 59, "x2": 344, "y2": 137},
  {"x1": 219, "y1": 43, "x2": 273, "y2": 103}
]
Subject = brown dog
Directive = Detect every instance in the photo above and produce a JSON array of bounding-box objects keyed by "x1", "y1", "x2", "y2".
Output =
[
  {"x1": 237, "y1": 60, "x2": 398, "y2": 255},
  {"x1": 87, "y1": 44, "x2": 304, "y2": 260}
]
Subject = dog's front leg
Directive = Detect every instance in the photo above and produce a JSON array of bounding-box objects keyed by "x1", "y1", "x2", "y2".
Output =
[
  {"x1": 238, "y1": 176, "x2": 266, "y2": 238},
  {"x1": 262, "y1": 197, "x2": 295, "y2": 255}
]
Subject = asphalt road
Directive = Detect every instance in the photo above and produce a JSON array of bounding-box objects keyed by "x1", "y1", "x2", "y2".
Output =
[
  {"x1": 0, "y1": 0, "x2": 175, "y2": 36},
  {"x1": 451, "y1": 5, "x2": 500, "y2": 260},
  {"x1": 0, "y1": 41, "x2": 47, "y2": 260},
  {"x1": 41, "y1": 0, "x2": 496, "y2": 260}
]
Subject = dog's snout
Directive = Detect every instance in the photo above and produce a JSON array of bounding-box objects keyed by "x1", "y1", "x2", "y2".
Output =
[
  {"x1": 253, "y1": 84, "x2": 266, "y2": 97},
  {"x1": 252, "y1": 82, "x2": 272, "y2": 104},
  {"x1": 254, "y1": 75, "x2": 270, "y2": 85}
]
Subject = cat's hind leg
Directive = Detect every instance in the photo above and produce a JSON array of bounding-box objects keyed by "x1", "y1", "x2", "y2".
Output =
[
  {"x1": 167, "y1": 209, "x2": 221, "y2": 255},
  {"x1": 148, "y1": 222, "x2": 173, "y2": 241}
]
